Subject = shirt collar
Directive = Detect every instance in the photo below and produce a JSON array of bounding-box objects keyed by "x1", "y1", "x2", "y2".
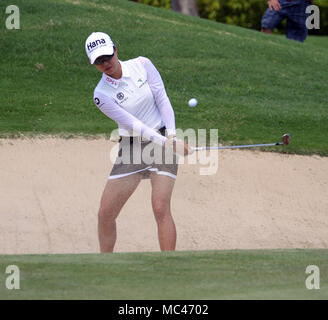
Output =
[
  {"x1": 103, "y1": 60, "x2": 130, "y2": 88},
  {"x1": 120, "y1": 61, "x2": 130, "y2": 79}
]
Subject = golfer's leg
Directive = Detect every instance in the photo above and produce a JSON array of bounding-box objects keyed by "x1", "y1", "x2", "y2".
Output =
[
  {"x1": 98, "y1": 174, "x2": 142, "y2": 252},
  {"x1": 150, "y1": 173, "x2": 176, "y2": 251}
]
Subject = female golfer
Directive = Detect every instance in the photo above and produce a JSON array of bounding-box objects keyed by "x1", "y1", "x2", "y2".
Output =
[{"x1": 85, "y1": 32, "x2": 191, "y2": 252}]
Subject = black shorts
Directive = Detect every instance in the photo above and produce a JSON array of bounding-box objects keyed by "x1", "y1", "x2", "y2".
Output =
[{"x1": 109, "y1": 127, "x2": 178, "y2": 180}]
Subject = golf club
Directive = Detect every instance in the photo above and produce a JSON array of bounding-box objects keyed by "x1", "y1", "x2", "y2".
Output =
[{"x1": 192, "y1": 133, "x2": 291, "y2": 151}]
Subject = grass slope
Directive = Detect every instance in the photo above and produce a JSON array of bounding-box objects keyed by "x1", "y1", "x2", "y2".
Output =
[
  {"x1": 0, "y1": 250, "x2": 327, "y2": 300},
  {"x1": 0, "y1": 0, "x2": 327, "y2": 155}
]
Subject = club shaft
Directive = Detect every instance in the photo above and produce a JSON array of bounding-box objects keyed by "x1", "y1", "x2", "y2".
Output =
[{"x1": 193, "y1": 142, "x2": 282, "y2": 151}]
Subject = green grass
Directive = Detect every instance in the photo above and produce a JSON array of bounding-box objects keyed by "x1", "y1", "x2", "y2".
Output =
[
  {"x1": 0, "y1": 0, "x2": 327, "y2": 155},
  {"x1": 0, "y1": 250, "x2": 327, "y2": 300},
  {"x1": 306, "y1": 35, "x2": 328, "y2": 49}
]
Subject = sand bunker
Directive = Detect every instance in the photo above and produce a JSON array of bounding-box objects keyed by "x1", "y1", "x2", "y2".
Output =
[{"x1": 1, "y1": 137, "x2": 327, "y2": 254}]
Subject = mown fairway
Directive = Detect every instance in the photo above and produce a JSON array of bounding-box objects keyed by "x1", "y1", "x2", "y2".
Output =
[
  {"x1": 1, "y1": 0, "x2": 327, "y2": 155},
  {"x1": 0, "y1": 250, "x2": 327, "y2": 299}
]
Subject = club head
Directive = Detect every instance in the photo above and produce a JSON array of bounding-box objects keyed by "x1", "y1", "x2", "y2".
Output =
[{"x1": 282, "y1": 133, "x2": 291, "y2": 145}]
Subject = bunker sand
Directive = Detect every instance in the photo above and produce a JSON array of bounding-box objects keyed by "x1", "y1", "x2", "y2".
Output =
[{"x1": 1, "y1": 138, "x2": 327, "y2": 254}]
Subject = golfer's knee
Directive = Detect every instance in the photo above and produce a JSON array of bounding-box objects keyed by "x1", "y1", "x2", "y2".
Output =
[
  {"x1": 152, "y1": 200, "x2": 170, "y2": 221},
  {"x1": 98, "y1": 205, "x2": 118, "y2": 222}
]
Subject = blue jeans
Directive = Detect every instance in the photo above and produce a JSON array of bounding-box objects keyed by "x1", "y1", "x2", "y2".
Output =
[{"x1": 261, "y1": 0, "x2": 312, "y2": 42}]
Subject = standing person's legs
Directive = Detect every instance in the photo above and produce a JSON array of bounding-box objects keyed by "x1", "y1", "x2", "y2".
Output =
[
  {"x1": 98, "y1": 174, "x2": 142, "y2": 252},
  {"x1": 261, "y1": 7, "x2": 285, "y2": 34},
  {"x1": 286, "y1": 1, "x2": 310, "y2": 42},
  {"x1": 150, "y1": 173, "x2": 177, "y2": 251}
]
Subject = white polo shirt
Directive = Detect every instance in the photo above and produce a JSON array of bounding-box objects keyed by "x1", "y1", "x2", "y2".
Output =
[{"x1": 93, "y1": 57, "x2": 176, "y2": 145}]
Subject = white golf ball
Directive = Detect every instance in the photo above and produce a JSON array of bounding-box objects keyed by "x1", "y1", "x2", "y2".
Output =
[{"x1": 188, "y1": 98, "x2": 198, "y2": 107}]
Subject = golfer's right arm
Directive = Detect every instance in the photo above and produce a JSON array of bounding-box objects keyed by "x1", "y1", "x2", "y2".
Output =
[{"x1": 94, "y1": 92, "x2": 167, "y2": 145}]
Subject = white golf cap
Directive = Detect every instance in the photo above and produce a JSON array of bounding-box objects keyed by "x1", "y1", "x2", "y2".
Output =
[{"x1": 85, "y1": 32, "x2": 115, "y2": 64}]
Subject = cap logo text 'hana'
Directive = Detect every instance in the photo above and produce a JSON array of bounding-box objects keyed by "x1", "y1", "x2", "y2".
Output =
[{"x1": 87, "y1": 38, "x2": 106, "y2": 51}]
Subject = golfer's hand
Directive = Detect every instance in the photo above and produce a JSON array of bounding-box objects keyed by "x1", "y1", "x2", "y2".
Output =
[
  {"x1": 179, "y1": 141, "x2": 194, "y2": 156},
  {"x1": 268, "y1": 0, "x2": 281, "y2": 11},
  {"x1": 165, "y1": 137, "x2": 194, "y2": 156}
]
